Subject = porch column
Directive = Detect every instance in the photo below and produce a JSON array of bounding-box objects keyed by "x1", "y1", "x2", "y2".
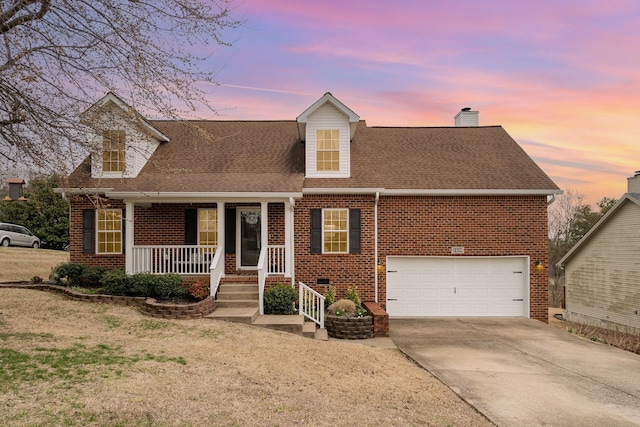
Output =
[
  {"x1": 260, "y1": 201, "x2": 268, "y2": 252},
  {"x1": 125, "y1": 201, "x2": 134, "y2": 274},
  {"x1": 285, "y1": 198, "x2": 294, "y2": 280},
  {"x1": 217, "y1": 201, "x2": 225, "y2": 253}
]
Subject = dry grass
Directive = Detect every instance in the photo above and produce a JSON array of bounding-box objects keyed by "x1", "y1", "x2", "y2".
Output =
[
  {"x1": 557, "y1": 321, "x2": 640, "y2": 355},
  {"x1": 0, "y1": 289, "x2": 491, "y2": 426},
  {"x1": 0, "y1": 247, "x2": 69, "y2": 282}
]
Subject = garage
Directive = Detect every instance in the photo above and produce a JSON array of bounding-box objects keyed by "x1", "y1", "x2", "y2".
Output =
[{"x1": 386, "y1": 256, "x2": 528, "y2": 317}]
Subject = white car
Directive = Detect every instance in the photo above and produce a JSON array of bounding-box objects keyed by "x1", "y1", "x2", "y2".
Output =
[{"x1": 0, "y1": 223, "x2": 40, "y2": 248}]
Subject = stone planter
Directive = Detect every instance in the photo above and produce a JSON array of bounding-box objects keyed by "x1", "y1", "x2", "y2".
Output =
[{"x1": 325, "y1": 314, "x2": 374, "y2": 339}]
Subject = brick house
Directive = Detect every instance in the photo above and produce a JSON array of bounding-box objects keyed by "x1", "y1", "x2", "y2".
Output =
[{"x1": 62, "y1": 92, "x2": 560, "y2": 322}]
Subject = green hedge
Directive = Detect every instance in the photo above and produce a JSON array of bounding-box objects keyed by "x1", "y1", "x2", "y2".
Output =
[{"x1": 264, "y1": 283, "x2": 296, "y2": 315}]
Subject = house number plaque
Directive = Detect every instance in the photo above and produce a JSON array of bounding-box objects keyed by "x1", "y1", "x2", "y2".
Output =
[{"x1": 451, "y1": 246, "x2": 465, "y2": 254}]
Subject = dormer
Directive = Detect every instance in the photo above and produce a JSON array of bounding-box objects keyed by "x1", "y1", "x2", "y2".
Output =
[
  {"x1": 297, "y1": 93, "x2": 360, "y2": 178},
  {"x1": 80, "y1": 93, "x2": 170, "y2": 179}
]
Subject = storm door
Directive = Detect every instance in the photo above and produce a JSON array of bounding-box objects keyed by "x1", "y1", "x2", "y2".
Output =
[{"x1": 237, "y1": 208, "x2": 261, "y2": 268}]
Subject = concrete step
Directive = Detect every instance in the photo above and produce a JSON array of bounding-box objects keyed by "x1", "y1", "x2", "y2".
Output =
[
  {"x1": 223, "y1": 274, "x2": 258, "y2": 284},
  {"x1": 253, "y1": 314, "x2": 304, "y2": 334},
  {"x1": 205, "y1": 307, "x2": 259, "y2": 324},
  {"x1": 314, "y1": 327, "x2": 328, "y2": 341},
  {"x1": 215, "y1": 299, "x2": 259, "y2": 309},
  {"x1": 218, "y1": 283, "x2": 258, "y2": 292},
  {"x1": 216, "y1": 291, "x2": 259, "y2": 301}
]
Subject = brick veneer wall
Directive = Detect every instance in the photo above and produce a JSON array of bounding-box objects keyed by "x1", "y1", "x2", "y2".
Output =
[
  {"x1": 377, "y1": 195, "x2": 549, "y2": 322},
  {"x1": 294, "y1": 195, "x2": 376, "y2": 301},
  {"x1": 69, "y1": 195, "x2": 126, "y2": 269}
]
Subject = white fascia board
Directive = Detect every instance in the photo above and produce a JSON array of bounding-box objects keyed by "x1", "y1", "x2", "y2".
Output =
[
  {"x1": 380, "y1": 188, "x2": 563, "y2": 196},
  {"x1": 302, "y1": 188, "x2": 385, "y2": 195},
  {"x1": 55, "y1": 187, "x2": 112, "y2": 195},
  {"x1": 302, "y1": 188, "x2": 562, "y2": 196},
  {"x1": 296, "y1": 92, "x2": 360, "y2": 141},
  {"x1": 81, "y1": 92, "x2": 170, "y2": 142},
  {"x1": 104, "y1": 191, "x2": 303, "y2": 203}
]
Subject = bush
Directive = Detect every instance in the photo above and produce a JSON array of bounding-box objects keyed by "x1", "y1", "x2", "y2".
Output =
[
  {"x1": 81, "y1": 266, "x2": 107, "y2": 287},
  {"x1": 327, "y1": 299, "x2": 356, "y2": 317},
  {"x1": 101, "y1": 268, "x2": 130, "y2": 295},
  {"x1": 186, "y1": 281, "x2": 209, "y2": 300},
  {"x1": 264, "y1": 283, "x2": 297, "y2": 315},
  {"x1": 130, "y1": 273, "x2": 186, "y2": 299},
  {"x1": 324, "y1": 285, "x2": 336, "y2": 309},
  {"x1": 52, "y1": 262, "x2": 86, "y2": 286},
  {"x1": 344, "y1": 285, "x2": 361, "y2": 308}
]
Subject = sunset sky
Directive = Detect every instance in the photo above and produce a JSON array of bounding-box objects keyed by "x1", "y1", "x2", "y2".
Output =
[{"x1": 201, "y1": 0, "x2": 639, "y2": 205}]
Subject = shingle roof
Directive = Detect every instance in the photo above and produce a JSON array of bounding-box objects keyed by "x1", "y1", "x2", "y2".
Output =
[{"x1": 68, "y1": 120, "x2": 559, "y2": 194}]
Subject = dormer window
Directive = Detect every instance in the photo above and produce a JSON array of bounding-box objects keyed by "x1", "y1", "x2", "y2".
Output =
[
  {"x1": 316, "y1": 130, "x2": 340, "y2": 172},
  {"x1": 102, "y1": 130, "x2": 126, "y2": 172}
]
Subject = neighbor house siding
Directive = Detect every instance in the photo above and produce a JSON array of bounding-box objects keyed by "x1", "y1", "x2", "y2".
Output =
[
  {"x1": 305, "y1": 103, "x2": 350, "y2": 178},
  {"x1": 564, "y1": 202, "x2": 640, "y2": 331},
  {"x1": 377, "y1": 195, "x2": 549, "y2": 322}
]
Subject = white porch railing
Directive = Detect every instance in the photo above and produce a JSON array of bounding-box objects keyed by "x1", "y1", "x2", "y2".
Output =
[
  {"x1": 257, "y1": 246, "x2": 268, "y2": 315},
  {"x1": 299, "y1": 281, "x2": 325, "y2": 329},
  {"x1": 268, "y1": 245, "x2": 286, "y2": 274},
  {"x1": 131, "y1": 245, "x2": 218, "y2": 275},
  {"x1": 209, "y1": 245, "x2": 224, "y2": 298}
]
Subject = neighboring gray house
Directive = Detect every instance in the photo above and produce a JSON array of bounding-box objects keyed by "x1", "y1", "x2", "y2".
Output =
[{"x1": 558, "y1": 172, "x2": 640, "y2": 333}]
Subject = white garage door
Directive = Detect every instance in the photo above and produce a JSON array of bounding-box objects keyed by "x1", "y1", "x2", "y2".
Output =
[{"x1": 386, "y1": 257, "x2": 527, "y2": 317}]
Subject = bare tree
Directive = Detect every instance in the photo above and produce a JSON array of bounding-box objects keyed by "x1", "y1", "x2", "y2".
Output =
[
  {"x1": 548, "y1": 189, "x2": 617, "y2": 306},
  {"x1": 0, "y1": 0, "x2": 239, "y2": 173}
]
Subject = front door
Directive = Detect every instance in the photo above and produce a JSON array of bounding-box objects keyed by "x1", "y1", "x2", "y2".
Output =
[{"x1": 237, "y1": 208, "x2": 261, "y2": 269}]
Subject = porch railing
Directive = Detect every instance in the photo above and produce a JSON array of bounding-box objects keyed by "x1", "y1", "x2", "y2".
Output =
[
  {"x1": 257, "y1": 246, "x2": 268, "y2": 315},
  {"x1": 209, "y1": 245, "x2": 224, "y2": 299},
  {"x1": 268, "y1": 245, "x2": 286, "y2": 275},
  {"x1": 131, "y1": 245, "x2": 218, "y2": 275},
  {"x1": 299, "y1": 281, "x2": 325, "y2": 329}
]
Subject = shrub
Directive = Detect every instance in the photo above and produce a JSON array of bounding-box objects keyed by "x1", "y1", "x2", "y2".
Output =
[
  {"x1": 101, "y1": 268, "x2": 130, "y2": 295},
  {"x1": 264, "y1": 283, "x2": 297, "y2": 315},
  {"x1": 131, "y1": 273, "x2": 185, "y2": 299},
  {"x1": 324, "y1": 285, "x2": 336, "y2": 309},
  {"x1": 52, "y1": 262, "x2": 86, "y2": 286},
  {"x1": 186, "y1": 281, "x2": 209, "y2": 300},
  {"x1": 344, "y1": 285, "x2": 361, "y2": 308},
  {"x1": 327, "y1": 299, "x2": 356, "y2": 317},
  {"x1": 81, "y1": 266, "x2": 107, "y2": 287}
]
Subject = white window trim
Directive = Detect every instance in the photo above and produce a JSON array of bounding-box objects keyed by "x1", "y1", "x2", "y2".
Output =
[
  {"x1": 322, "y1": 208, "x2": 349, "y2": 254},
  {"x1": 197, "y1": 208, "x2": 218, "y2": 246},
  {"x1": 96, "y1": 208, "x2": 123, "y2": 255}
]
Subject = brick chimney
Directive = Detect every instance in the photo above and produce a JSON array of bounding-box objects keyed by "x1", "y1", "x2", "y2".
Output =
[
  {"x1": 628, "y1": 171, "x2": 640, "y2": 194},
  {"x1": 454, "y1": 107, "x2": 479, "y2": 126}
]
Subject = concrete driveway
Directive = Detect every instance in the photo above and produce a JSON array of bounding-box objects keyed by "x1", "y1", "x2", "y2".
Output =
[{"x1": 390, "y1": 318, "x2": 640, "y2": 427}]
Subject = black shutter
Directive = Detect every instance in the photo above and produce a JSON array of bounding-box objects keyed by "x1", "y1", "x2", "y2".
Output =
[
  {"x1": 310, "y1": 209, "x2": 322, "y2": 254},
  {"x1": 185, "y1": 209, "x2": 198, "y2": 245},
  {"x1": 82, "y1": 209, "x2": 95, "y2": 254},
  {"x1": 349, "y1": 208, "x2": 361, "y2": 254},
  {"x1": 121, "y1": 210, "x2": 126, "y2": 254},
  {"x1": 225, "y1": 208, "x2": 236, "y2": 254}
]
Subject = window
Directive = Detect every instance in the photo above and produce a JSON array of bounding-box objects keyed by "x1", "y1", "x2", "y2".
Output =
[
  {"x1": 316, "y1": 129, "x2": 339, "y2": 172},
  {"x1": 198, "y1": 209, "x2": 218, "y2": 246},
  {"x1": 102, "y1": 130, "x2": 126, "y2": 172},
  {"x1": 97, "y1": 209, "x2": 122, "y2": 254},
  {"x1": 323, "y1": 208, "x2": 348, "y2": 253}
]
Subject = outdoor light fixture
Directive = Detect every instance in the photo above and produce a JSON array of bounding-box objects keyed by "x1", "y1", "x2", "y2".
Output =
[
  {"x1": 535, "y1": 261, "x2": 544, "y2": 271},
  {"x1": 377, "y1": 260, "x2": 384, "y2": 273}
]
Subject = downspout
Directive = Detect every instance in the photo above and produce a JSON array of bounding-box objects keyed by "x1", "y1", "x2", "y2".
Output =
[
  {"x1": 547, "y1": 194, "x2": 557, "y2": 206},
  {"x1": 289, "y1": 197, "x2": 296, "y2": 286},
  {"x1": 374, "y1": 191, "x2": 379, "y2": 303}
]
